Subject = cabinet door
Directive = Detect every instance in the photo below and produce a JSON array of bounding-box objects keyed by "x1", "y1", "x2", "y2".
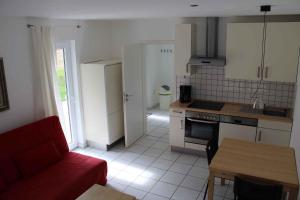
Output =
[
  {"x1": 256, "y1": 128, "x2": 291, "y2": 146},
  {"x1": 169, "y1": 116, "x2": 185, "y2": 147},
  {"x1": 219, "y1": 123, "x2": 257, "y2": 145},
  {"x1": 225, "y1": 23, "x2": 263, "y2": 80},
  {"x1": 105, "y1": 64, "x2": 123, "y2": 114},
  {"x1": 264, "y1": 22, "x2": 300, "y2": 82},
  {"x1": 175, "y1": 24, "x2": 192, "y2": 76}
]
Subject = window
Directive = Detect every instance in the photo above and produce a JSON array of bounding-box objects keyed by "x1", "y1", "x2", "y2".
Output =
[{"x1": 55, "y1": 41, "x2": 81, "y2": 149}]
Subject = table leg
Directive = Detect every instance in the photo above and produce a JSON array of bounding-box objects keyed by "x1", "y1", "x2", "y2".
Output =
[
  {"x1": 221, "y1": 178, "x2": 225, "y2": 186},
  {"x1": 208, "y1": 173, "x2": 215, "y2": 200},
  {"x1": 288, "y1": 188, "x2": 299, "y2": 200}
]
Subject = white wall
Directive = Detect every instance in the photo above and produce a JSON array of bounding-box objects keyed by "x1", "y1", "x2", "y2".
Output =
[
  {"x1": 27, "y1": 18, "x2": 113, "y2": 63},
  {"x1": 0, "y1": 17, "x2": 39, "y2": 133},
  {"x1": 80, "y1": 21, "x2": 112, "y2": 62},
  {"x1": 111, "y1": 18, "x2": 180, "y2": 58},
  {"x1": 291, "y1": 51, "x2": 300, "y2": 182}
]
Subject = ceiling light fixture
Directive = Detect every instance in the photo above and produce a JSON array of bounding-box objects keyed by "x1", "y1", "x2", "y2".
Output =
[{"x1": 251, "y1": 5, "x2": 271, "y2": 108}]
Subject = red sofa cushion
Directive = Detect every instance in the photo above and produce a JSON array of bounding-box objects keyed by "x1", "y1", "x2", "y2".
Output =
[
  {"x1": 0, "y1": 116, "x2": 69, "y2": 183},
  {"x1": 0, "y1": 152, "x2": 107, "y2": 200},
  {"x1": 14, "y1": 141, "x2": 62, "y2": 178},
  {"x1": 0, "y1": 177, "x2": 6, "y2": 193},
  {"x1": 0, "y1": 116, "x2": 69, "y2": 157},
  {"x1": 0, "y1": 157, "x2": 20, "y2": 184}
]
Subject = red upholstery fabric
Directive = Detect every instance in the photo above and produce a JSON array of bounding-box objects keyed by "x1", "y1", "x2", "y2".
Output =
[
  {"x1": 0, "y1": 116, "x2": 108, "y2": 199},
  {"x1": 0, "y1": 157, "x2": 20, "y2": 185},
  {"x1": 0, "y1": 177, "x2": 6, "y2": 193},
  {"x1": 14, "y1": 141, "x2": 62, "y2": 178},
  {"x1": 0, "y1": 116, "x2": 68, "y2": 183},
  {"x1": 0, "y1": 116, "x2": 69, "y2": 158},
  {"x1": 0, "y1": 152, "x2": 107, "y2": 200}
]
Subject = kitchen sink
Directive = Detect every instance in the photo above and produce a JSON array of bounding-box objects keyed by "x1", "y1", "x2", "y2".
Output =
[
  {"x1": 240, "y1": 105, "x2": 263, "y2": 114},
  {"x1": 240, "y1": 105, "x2": 289, "y2": 117}
]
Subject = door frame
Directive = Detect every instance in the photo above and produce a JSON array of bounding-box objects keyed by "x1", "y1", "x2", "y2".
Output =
[
  {"x1": 55, "y1": 40, "x2": 83, "y2": 150},
  {"x1": 122, "y1": 41, "x2": 175, "y2": 147},
  {"x1": 141, "y1": 41, "x2": 176, "y2": 110}
]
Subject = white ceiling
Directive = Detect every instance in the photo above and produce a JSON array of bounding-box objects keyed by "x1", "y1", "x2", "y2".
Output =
[{"x1": 0, "y1": 0, "x2": 299, "y2": 19}]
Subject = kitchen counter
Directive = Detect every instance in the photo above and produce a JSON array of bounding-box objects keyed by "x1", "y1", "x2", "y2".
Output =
[{"x1": 170, "y1": 100, "x2": 293, "y2": 123}]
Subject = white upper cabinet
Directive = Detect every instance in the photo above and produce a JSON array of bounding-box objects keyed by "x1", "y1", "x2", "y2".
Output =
[
  {"x1": 226, "y1": 22, "x2": 300, "y2": 82},
  {"x1": 225, "y1": 23, "x2": 263, "y2": 81},
  {"x1": 264, "y1": 22, "x2": 300, "y2": 82},
  {"x1": 175, "y1": 24, "x2": 194, "y2": 76}
]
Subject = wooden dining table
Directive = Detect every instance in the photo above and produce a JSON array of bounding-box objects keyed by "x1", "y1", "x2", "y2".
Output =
[{"x1": 208, "y1": 138, "x2": 299, "y2": 200}]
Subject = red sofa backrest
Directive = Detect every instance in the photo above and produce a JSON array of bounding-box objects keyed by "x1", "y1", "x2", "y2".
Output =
[
  {"x1": 0, "y1": 116, "x2": 69, "y2": 189},
  {"x1": 0, "y1": 116, "x2": 69, "y2": 158}
]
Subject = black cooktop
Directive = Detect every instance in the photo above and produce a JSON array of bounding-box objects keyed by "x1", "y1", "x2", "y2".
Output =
[{"x1": 188, "y1": 100, "x2": 225, "y2": 111}]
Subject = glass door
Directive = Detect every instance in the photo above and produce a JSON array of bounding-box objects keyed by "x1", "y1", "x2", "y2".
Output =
[{"x1": 55, "y1": 41, "x2": 79, "y2": 149}]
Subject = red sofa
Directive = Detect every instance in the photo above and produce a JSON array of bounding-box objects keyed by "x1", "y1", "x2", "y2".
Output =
[{"x1": 0, "y1": 116, "x2": 107, "y2": 200}]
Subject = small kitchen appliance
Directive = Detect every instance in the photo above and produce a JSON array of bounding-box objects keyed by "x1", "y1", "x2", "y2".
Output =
[{"x1": 179, "y1": 85, "x2": 191, "y2": 103}]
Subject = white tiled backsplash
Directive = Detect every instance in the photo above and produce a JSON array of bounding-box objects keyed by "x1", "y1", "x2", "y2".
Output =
[{"x1": 176, "y1": 66, "x2": 296, "y2": 108}]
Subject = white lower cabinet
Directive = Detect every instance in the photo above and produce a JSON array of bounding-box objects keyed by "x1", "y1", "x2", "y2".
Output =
[
  {"x1": 219, "y1": 123, "x2": 257, "y2": 145},
  {"x1": 257, "y1": 119, "x2": 292, "y2": 146},
  {"x1": 256, "y1": 128, "x2": 291, "y2": 146},
  {"x1": 219, "y1": 120, "x2": 292, "y2": 147},
  {"x1": 169, "y1": 109, "x2": 185, "y2": 148}
]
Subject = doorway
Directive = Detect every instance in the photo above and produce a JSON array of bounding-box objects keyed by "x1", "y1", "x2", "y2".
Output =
[
  {"x1": 122, "y1": 42, "x2": 174, "y2": 147},
  {"x1": 55, "y1": 41, "x2": 80, "y2": 149},
  {"x1": 143, "y1": 43, "x2": 174, "y2": 134}
]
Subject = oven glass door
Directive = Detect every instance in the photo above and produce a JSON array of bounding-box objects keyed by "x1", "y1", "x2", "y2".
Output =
[{"x1": 185, "y1": 117, "x2": 219, "y2": 143}]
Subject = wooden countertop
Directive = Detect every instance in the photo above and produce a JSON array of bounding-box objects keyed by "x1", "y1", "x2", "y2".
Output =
[{"x1": 170, "y1": 100, "x2": 293, "y2": 123}]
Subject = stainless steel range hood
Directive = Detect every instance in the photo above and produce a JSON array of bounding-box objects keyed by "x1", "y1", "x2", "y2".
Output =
[{"x1": 188, "y1": 17, "x2": 226, "y2": 67}]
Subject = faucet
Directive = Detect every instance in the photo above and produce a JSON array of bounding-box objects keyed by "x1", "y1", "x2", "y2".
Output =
[{"x1": 253, "y1": 97, "x2": 264, "y2": 110}]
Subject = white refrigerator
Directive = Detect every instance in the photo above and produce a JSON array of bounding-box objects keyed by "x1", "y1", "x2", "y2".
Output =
[{"x1": 80, "y1": 60, "x2": 124, "y2": 150}]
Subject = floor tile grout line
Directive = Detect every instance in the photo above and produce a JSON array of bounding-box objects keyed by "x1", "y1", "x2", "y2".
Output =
[{"x1": 79, "y1": 109, "x2": 234, "y2": 200}]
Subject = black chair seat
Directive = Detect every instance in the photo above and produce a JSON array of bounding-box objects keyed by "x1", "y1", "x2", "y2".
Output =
[{"x1": 234, "y1": 176, "x2": 283, "y2": 200}]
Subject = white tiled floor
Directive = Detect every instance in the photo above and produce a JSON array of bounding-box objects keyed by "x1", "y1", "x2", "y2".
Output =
[{"x1": 75, "y1": 108, "x2": 234, "y2": 200}]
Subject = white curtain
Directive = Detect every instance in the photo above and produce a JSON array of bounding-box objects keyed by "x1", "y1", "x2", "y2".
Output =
[{"x1": 31, "y1": 26, "x2": 60, "y2": 117}]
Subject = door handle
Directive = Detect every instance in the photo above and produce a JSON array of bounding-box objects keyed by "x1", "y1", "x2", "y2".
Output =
[
  {"x1": 258, "y1": 130, "x2": 262, "y2": 142},
  {"x1": 186, "y1": 64, "x2": 189, "y2": 73},
  {"x1": 264, "y1": 66, "x2": 268, "y2": 79},
  {"x1": 173, "y1": 110, "x2": 183, "y2": 114},
  {"x1": 180, "y1": 120, "x2": 183, "y2": 129},
  {"x1": 125, "y1": 94, "x2": 133, "y2": 97}
]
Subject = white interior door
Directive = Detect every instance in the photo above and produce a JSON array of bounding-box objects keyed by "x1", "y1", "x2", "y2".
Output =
[{"x1": 122, "y1": 44, "x2": 145, "y2": 147}]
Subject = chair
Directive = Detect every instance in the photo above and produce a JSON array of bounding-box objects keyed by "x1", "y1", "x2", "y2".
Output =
[
  {"x1": 202, "y1": 137, "x2": 218, "y2": 200},
  {"x1": 234, "y1": 176, "x2": 283, "y2": 200}
]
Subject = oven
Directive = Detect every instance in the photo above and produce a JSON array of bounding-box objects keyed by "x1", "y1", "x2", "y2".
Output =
[{"x1": 184, "y1": 111, "x2": 220, "y2": 145}]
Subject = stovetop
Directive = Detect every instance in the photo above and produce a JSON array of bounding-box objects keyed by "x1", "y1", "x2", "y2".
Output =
[{"x1": 187, "y1": 100, "x2": 225, "y2": 111}]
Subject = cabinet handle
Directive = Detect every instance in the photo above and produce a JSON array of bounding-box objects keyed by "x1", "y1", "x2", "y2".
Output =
[
  {"x1": 257, "y1": 66, "x2": 260, "y2": 78},
  {"x1": 258, "y1": 130, "x2": 262, "y2": 142},
  {"x1": 186, "y1": 64, "x2": 189, "y2": 73},
  {"x1": 180, "y1": 120, "x2": 183, "y2": 129},
  {"x1": 173, "y1": 110, "x2": 182, "y2": 114},
  {"x1": 265, "y1": 66, "x2": 268, "y2": 79}
]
